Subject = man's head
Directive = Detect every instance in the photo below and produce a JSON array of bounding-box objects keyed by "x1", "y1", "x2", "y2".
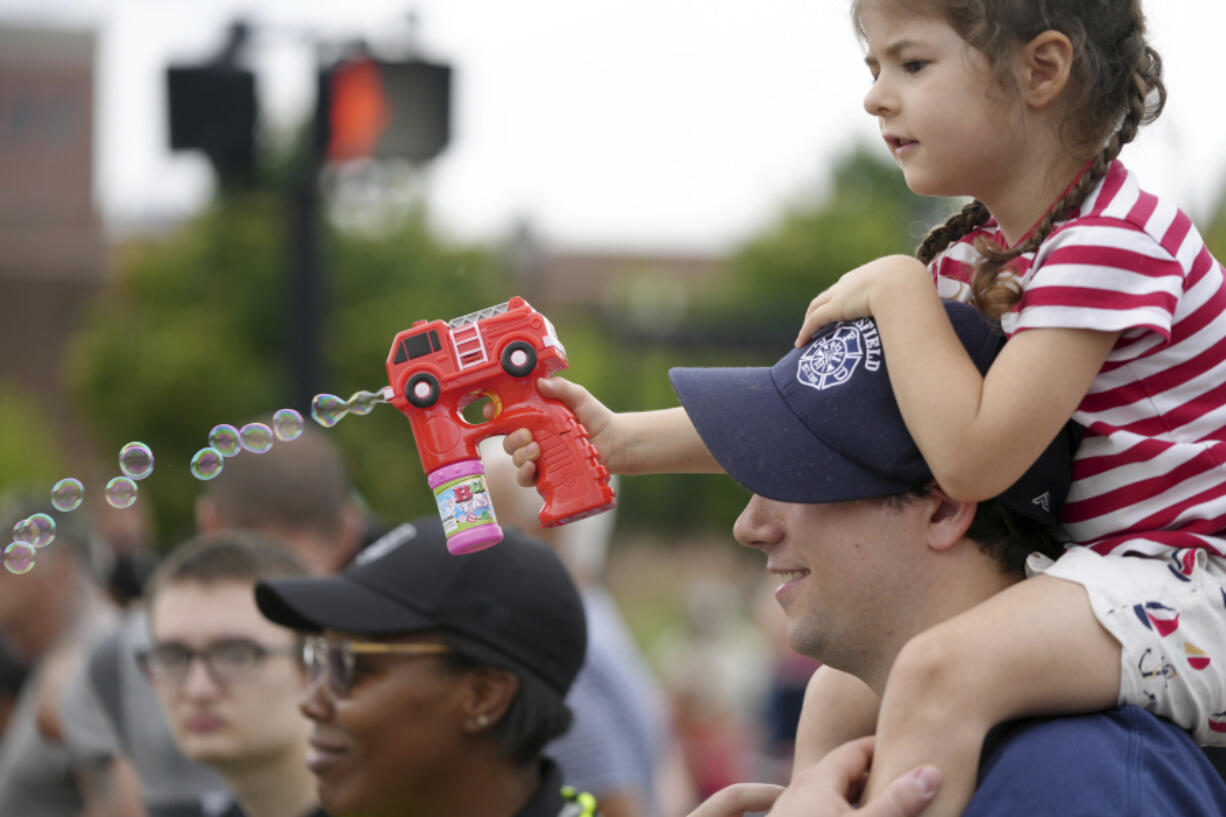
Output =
[
  {"x1": 669, "y1": 302, "x2": 1074, "y2": 689},
  {"x1": 142, "y1": 532, "x2": 312, "y2": 772},
  {"x1": 194, "y1": 425, "x2": 363, "y2": 573}
]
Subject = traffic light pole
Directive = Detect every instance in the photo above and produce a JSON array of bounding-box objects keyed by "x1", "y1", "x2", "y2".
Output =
[{"x1": 288, "y1": 150, "x2": 323, "y2": 414}]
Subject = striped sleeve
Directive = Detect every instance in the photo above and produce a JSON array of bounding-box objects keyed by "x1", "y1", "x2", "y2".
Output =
[{"x1": 1005, "y1": 219, "x2": 1184, "y2": 347}]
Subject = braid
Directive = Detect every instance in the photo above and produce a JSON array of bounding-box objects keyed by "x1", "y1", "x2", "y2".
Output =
[{"x1": 915, "y1": 199, "x2": 992, "y2": 266}]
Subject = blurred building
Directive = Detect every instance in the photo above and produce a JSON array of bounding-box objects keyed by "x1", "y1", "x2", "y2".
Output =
[
  {"x1": 502, "y1": 223, "x2": 730, "y2": 336},
  {"x1": 0, "y1": 24, "x2": 104, "y2": 450}
]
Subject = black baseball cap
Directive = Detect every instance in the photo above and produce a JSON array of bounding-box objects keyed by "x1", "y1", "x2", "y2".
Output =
[
  {"x1": 668, "y1": 301, "x2": 1074, "y2": 525},
  {"x1": 255, "y1": 517, "x2": 587, "y2": 695}
]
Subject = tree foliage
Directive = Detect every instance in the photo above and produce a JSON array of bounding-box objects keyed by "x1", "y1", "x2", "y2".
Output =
[{"x1": 68, "y1": 188, "x2": 500, "y2": 544}]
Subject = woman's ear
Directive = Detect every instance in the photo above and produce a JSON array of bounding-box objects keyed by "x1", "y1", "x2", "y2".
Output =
[
  {"x1": 1022, "y1": 30, "x2": 1074, "y2": 109},
  {"x1": 461, "y1": 667, "x2": 519, "y2": 734},
  {"x1": 924, "y1": 486, "x2": 977, "y2": 553}
]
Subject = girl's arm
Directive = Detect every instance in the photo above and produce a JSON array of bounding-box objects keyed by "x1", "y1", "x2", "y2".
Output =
[
  {"x1": 798, "y1": 255, "x2": 1119, "y2": 501},
  {"x1": 502, "y1": 376, "x2": 722, "y2": 482}
]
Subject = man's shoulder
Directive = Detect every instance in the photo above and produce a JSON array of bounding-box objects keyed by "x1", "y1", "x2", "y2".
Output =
[{"x1": 965, "y1": 706, "x2": 1226, "y2": 816}]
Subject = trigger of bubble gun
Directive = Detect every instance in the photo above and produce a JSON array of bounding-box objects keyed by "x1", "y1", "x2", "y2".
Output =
[{"x1": 385, "y1": 296, "x2": 616, "y2": 554}]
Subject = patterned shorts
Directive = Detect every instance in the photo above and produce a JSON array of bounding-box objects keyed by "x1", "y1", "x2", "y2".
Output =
[{"x1": 1028, "y1": 546, "x2": 1226, "y2": 746}]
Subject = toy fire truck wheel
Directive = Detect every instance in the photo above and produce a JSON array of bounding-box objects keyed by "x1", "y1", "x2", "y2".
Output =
[
  {"x1": 406, "y1": 373, "x2": 441, "y2": 408},
  {"x1": 501, "y1": 342, "x2": 537, "y2": 377}
]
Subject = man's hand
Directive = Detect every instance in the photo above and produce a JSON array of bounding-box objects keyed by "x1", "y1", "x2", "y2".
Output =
[
  {"x1": 769, "y1": 737, "x2": 940, "y2": 817},
  {"x1": 685, "y1": 782, "x2": 785, "y2": 817}
]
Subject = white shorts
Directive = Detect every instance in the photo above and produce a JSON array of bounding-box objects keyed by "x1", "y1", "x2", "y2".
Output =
[{"x1": 1028, "y1": 546, "x2": 1226, "y2": 745}]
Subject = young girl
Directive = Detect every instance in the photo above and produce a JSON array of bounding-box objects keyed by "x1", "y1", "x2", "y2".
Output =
[
  {"x1": 507, "y1": 2, "x2": 1226, "y2": 815},
  {"x1": 786, "y1": 1, "x2": 1226, "y2": 815}
]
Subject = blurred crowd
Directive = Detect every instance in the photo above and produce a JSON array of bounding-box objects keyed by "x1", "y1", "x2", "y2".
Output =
[{"x1": 0, "y1": 428, "x2": 815, "y2": 817}]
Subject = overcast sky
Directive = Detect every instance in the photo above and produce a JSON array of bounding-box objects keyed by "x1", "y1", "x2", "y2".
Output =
[{"x1": 3, "y1": 0, "x2": 1225, "y2": 253}]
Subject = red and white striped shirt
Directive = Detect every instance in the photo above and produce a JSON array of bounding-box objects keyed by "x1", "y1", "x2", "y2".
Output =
[{"x1": 931, "y1": 160, "x2": 1226, "y2": 557}]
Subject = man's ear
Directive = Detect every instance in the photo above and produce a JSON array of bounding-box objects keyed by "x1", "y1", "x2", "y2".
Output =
[
  {"x1": 459, "y1": 666, "x2": 520, "y2": 734},
  {"x1": 924, "y1": 486, "x2": 977, "y2": 553},
  {"x1": 1021, "y1": 30, "x2": 1074, "y2": 109}
]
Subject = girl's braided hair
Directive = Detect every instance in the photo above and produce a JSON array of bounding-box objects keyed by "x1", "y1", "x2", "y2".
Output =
[{"x1": 853, "y1": 0, "x2": 1166, "y2": 319}]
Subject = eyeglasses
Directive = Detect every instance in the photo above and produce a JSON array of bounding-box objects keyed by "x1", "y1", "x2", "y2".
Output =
[
  {"x1": 138, "y1": 638, "x2": 298, "y2": 685},
  {"x1": 303, "y1": 635, "x2": 450, "y2": 699}
]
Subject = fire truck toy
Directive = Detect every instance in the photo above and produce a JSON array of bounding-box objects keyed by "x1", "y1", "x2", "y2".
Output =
[{"x1": 385, "y1": 296, "x2": 616, "y2": 554}]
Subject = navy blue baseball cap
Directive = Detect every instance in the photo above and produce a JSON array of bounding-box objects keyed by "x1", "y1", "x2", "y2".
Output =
[{"x1": 668, "y1": 301, "x2": 1074, "y2": 526}]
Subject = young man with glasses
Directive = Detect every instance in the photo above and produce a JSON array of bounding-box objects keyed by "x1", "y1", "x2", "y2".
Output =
[{"x1": 142, "y1": 531, "x2": 326, "y2": 817}]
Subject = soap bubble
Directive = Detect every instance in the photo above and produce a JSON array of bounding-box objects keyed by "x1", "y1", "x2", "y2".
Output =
[
  {"x1": 13, "y1": 513, "x2": 55, "y2": 548},
  {"x1": 190, "y1": 447, "x2": 224, "y2": 481},
  {"x1": 311, "y1": 394, "x2": 347, "y2": 428},
  {"x1": 105, "y1": 477, "x2": 139, "y2": 509},
  {"x1": 50, "y1": 478, "x2": 84, "y2": 512},
  {"x1": 209, "y1": 424, "x2": 242, "y2": 458},
  {"x1": 272, "y1": 409, "x2": 304, "y2": 442},
  {"x1": 347, "y1": 390, "x2": 383, "y2": 415},
  {"x1": 239, "y1": 423, "x2": 274, "y2": 454},
  {"x1": 3, "y1": 542, "x2": 36, "y2": 575},
  {"x1": 118, "y1": 442, "x2": 155, "y2": 480}
]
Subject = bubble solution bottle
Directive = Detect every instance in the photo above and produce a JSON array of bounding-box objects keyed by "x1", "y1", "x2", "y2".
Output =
[{"x1": 426, "y1": 460, "x2": 503, "y2": 554}]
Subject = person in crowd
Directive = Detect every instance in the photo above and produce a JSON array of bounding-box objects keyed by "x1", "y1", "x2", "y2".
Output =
[
  {"x1": 506, "y1": 302, "x2": 1226, "y2": 815},
  {"x1": 482, "y1": 440, "x2": 690, "y2": 817},
  {"x1": 0, "y1": 495, "x2": 121, "y2": 816},
  {"x1": 254, "y1": 516, "x2": 601, "y2": 817},
  {"x1": 141, "y1": 531, "x2": 322, "y2": 817},
  {"x1": 58, "y1": 425, "x2": 367, "y2": 817}
]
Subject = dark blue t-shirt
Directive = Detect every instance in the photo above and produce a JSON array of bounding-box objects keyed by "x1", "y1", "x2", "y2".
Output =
[{"x1": 965, "y1": 706, "x2": 1226, "y2": 816}]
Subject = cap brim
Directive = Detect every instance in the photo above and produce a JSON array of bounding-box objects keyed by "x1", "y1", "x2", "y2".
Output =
[
  {"x1": 255, "y1": 574, "x2": 436, "y2": 635},
  {"x1": 670, "y1": 365, "x2": 916, "y2": 503}
]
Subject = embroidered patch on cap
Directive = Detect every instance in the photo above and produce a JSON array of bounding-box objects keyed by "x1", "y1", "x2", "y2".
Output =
[{"x1": 797, "y1": 319, "x2": 882, "y2": 391}]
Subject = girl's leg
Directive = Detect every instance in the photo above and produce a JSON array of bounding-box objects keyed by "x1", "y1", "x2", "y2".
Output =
[
  {"x1": 791, "y1": 665, "x2": 880, "y2": 776},
  {"x1": 863, "y1": 574, "x2": 1121, "y2": 817}
]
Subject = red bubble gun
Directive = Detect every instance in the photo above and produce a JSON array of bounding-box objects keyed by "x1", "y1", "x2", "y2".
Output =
[{"x1": 385, "y1": 296, "x2": 616, "y2": 554}]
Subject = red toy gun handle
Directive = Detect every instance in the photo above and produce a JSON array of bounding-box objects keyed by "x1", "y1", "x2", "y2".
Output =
[{"x1": 502, "y1": 400, "x2": 616, "y2": 527}]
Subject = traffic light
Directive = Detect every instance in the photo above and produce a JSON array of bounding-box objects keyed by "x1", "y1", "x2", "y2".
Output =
[
  {"x1": 316, "y1": 56, "x2": 451, "y2": 164},
  {"x1": 166, "y1": 65, "x2": 257, "y2": 178}
]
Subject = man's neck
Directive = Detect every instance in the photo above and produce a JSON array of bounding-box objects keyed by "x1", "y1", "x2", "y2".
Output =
[
  {"x1": 864, "y1": 553, "x2": 1021, "y2": 697},
  {"x1": 220, "y1": 743, "x2": 318, "y2": 817}
]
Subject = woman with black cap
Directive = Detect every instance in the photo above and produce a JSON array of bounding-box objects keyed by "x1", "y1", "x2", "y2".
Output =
[{"x1": 254, "y1": 516, "x2": 599, "y2": 817}]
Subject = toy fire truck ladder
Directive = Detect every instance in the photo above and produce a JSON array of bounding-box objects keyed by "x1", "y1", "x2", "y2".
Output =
[{"x1": 447, "y1": 301, "x2": 510, "y2": 369}]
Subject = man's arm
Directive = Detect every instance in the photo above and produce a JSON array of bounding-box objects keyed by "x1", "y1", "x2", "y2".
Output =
[{"x1": 688, "y1": 737, "x2": 939, "y2": 817}]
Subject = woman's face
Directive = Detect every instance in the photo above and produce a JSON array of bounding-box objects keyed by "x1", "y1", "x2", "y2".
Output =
[{"x1": 299, "y1": 631, "x2": 469, "y2": 815}]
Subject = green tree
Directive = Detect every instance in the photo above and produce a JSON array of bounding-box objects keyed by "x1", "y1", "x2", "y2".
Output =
[{"x1": 68, "y1": 190, "x2": 499, "y2": 544}]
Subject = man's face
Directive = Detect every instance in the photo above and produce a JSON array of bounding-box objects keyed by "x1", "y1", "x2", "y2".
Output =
[
  {"x1": 148, "y1": 580, "x2": 309, "y2": 769},
  {"x1": 733, "y1": 493, "x2": 930, "y2": 687}
]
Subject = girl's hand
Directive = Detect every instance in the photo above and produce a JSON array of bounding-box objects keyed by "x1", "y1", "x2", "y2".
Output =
[
  {"x1": 502, "y1": 379, "x2": 719, "y2": 485},
  {"x1": 795, "y1": 255, "x2": 929, "y2": 347},
  {"x1": 769, "y1": 737, "x2": 941, "y2": 817},
  {"x1": 501, "y1": 377, "x2": 619, "y2": 487}
]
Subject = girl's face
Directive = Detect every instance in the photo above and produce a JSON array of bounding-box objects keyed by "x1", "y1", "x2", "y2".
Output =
[
  {"x1": 859, "y1": 4, "x2": 1026, "y2": 202},
  {"x1": 298, "y1": 632, "x2": 469, "y2": 815}
]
